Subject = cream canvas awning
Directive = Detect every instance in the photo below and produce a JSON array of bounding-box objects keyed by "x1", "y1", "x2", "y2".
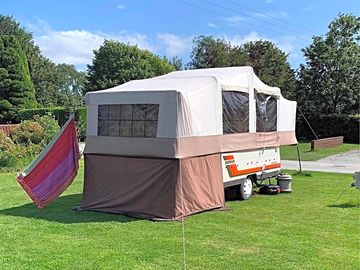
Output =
[{"x1": 84, "y1": 66, "x2": 296, "y2": 140}]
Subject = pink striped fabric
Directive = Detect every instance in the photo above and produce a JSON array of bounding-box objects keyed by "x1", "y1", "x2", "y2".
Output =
[{"x1": 17, "y1": 118, "x2": 80, "y2": 208}]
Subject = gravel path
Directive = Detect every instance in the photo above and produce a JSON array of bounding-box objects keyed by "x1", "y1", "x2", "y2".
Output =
[{"x1": 282, "y1": 149, "x2": 360, "y2": 173}]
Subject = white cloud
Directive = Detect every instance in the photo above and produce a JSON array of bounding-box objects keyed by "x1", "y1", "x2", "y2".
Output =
[
  {"x1": 30, "y1": 20, "x2": 195, "y2": 67},
  {"x1": 117, "y1": 4, "x2": 125, "y2": 10},
  {"x1": 156, "y1": 34, "x2": 192, "y2": 56},
  {"x1": 222, "y1": 31, "x2": 265, "y2": 46},
  {"x1": 223, "y1": 32, "x2": 301, "y2": 63},
  {"x1": 222, "y1": 31, "x2": 297, "y2": 56},
  {"x1": 207, "y1": 22, "x2": 218, "y2": 28},
  {"x1": 35, "y1": 30, "x2": 153, "y2": 65}
]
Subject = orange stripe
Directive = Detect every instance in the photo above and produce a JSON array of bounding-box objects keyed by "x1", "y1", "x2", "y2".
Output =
[
  {"x1": 226, "y1": 163, "x2": 281, "y2": 177},
  {"x1": 227, "y1": 164, "x2": 262, "y2": 177},
  {"x1": 223, "y1": 155, "x2": 234, "y2": 161},
  {"x1": 265, "y1": 163, "x2": 281, "y2": 170}
]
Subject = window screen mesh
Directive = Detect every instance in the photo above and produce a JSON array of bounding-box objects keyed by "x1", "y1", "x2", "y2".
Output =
[
  {"x1": 256, "y1": 93, "x2": 277, "y2": 132},
  {"x1": 222, "y1": 91, "x2": 249, "y2": 134},
  {"x1": 98, "y1": 104, "x2": 159, "y2": 137}
]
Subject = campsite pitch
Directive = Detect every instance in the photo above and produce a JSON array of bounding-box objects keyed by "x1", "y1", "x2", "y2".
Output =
[
  {"x1": 0, "y1": 161, "x2": 358, "y2": 270},
  {"x1": 280, "y1": 142, "x2": 359, "y2": 161}
]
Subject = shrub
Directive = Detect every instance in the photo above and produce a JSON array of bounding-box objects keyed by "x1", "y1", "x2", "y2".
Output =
[
  {"x1": 11, "y1": 115, "x2": 60, "y2": 147},
  {"x1": 11, "y1": 120, "x2": 44, "y2": 146},
  {"x1": 75, "y1": 107, "x2": 86, "y2": 141},
  {"x1": 0, "y1": 130, "x2": 15, "y2": 151},
  {"x1": 33, "y1": 115, "x2": 60, "y2": 146},
  {"x1": 0, "y1": 116, "x2": 55, "y2": 171},
  {"x1": 16, "y1": 106, "x2": 87, "y2": 141},
  {"x1": 15, "y1": 143, "x2": 42, "y2": 169},
  {"x1": 0, "y1": 133, "x2": 42, "y2": 170},
  {"x1": 0, "y1": 131, "x2": 17, "y2": 167}
]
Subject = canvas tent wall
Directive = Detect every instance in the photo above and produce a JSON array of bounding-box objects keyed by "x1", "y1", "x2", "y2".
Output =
[{"x1": 80, "y1": 66, "x2": 297, "y2": 220}]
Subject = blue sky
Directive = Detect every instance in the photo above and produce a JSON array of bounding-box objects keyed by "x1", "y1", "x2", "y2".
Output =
[{"x1": 1, "y1": 0, "x2": 358, "y2": 70}]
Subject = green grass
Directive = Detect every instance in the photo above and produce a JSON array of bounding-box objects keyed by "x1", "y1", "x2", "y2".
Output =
[
  {"x1": 0, "y1": 161, "x2": 359, "y2": 269},
  {"x1": 280, "y1": 142, "x2": 359, "y2": 161}
]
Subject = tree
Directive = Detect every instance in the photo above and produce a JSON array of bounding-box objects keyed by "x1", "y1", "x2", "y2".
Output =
[
  {"x1": 0, "y1": 15, "x2": 36, "y2": 57},
  {"x1": 189, "y1": 36, "x2": 233, "y2": 69},
  {"x1": 31, "y1": 57, "x2": 62, "y2": 106},
  {"x1": 55, "y1": 63, "x2": 85, "y2": 108},
  {"x1": 85, "y1": 40, "x2": 175, "y2": 92},
  {"x1": 164, "y1": 56, "x2": 183, "y2": 71},
  {"x1": 240, "y1": 41, "x2": 296, "y2": 98},
  {"x1": 297, "y1": 14, "x2": 360, "y2": 116},
  {"x1": 0, "y1": 15, "x2": 62, "y2": 106},
  {"x1": 0, "y1": 35, "x2": 37, "y2": 123},
  {"x1": 188, "y1": 36, "x2": 296, "y2": 98}
]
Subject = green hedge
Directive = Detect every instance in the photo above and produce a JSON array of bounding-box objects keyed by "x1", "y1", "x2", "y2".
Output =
[
  {"x1": 296, "y1": 114, "x2": 360, "y2": 143},
  {"x1": 16, "y1": 107, "x2": 67, "y2": 125},
  {"x1": 17, "y1": 107, "x2": 87, "y2": 141},
  {"x1": 75, "y1": 107, "x2": 86, "y2": 141}
]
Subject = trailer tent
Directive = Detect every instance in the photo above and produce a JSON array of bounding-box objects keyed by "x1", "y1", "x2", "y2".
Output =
[{"x1": 80, "y1": 67, "x2": 297, "y2": 220}]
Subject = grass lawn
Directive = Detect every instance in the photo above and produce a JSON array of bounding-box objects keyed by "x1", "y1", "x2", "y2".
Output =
[
  {"x1": 280, "y1": 142, "x2": 359, "y2": 161},
  {"x1": 0, "y1": 161, "x2": 358, "y2": 270}
]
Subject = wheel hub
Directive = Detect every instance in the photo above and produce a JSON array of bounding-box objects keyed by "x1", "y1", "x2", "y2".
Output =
[{"x1": 243, "y1": 178, "x2": 252, "y2": 197}]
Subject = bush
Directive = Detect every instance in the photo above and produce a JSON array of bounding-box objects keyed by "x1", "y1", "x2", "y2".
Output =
[
  {"x1": 296, "y1": 114, "x2": 360, "y2": 143},
  {"x1": 33, "y1": 115, "x2": 60, "y2": 146},
  {"x1": 11, "y1": 120, "x2": 44, "y2": 145},
  {"x1": 11, "y1": 115, "x2": 60, "y2": 147},
  {"x1": 0, "y1": 131, "x2": 17, "y2": 167},
  {"x1": 16, "y1": 106, "x2": 87, "y2": 141},
  {"x1": 16, "y1": 107, "x2": 67, "y2": 125},
  {"x1": 15, "y1": 143, "x2": 42, "y2": 170},
  {"x1": 75, "y1": 107, "x2": 86, "y2": 141},
  {"x1": 0, "y1": 131, "x2": 42, "y2": 171},
  {"x1": 0, "y1": 116, "x2": 59, "y2": 171}
]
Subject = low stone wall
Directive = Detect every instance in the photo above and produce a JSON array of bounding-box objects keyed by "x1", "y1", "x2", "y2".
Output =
[
  {"x1": 0, "y1": 124, "x2": 19, "y2": 136},
  {"x1": 311, "y1": 136, "x2": 344, "y2": 150}
]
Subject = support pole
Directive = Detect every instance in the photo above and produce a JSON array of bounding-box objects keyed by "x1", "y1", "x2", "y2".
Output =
[{"x1": 296, "y1": 144, "x2": 302, "y2": 173}]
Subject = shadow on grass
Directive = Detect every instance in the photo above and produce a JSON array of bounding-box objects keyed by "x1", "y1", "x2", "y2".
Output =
[
  {"x1": 0, "y1": 193, "x2": 136, "y2": 224},
  {"x1": 328, "y1": 202, "x2": 360, "y2": 209},
  {"x1": 225, "y1": 189, "x2": 240, "y2": 201}
]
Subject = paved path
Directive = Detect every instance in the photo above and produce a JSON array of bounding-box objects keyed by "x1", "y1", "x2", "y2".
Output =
[{"x1": 282, "y1": 150, "x2": 360, "y2": 173}]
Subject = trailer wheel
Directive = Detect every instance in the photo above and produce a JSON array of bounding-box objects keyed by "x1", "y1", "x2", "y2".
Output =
[{"x1": 239, "y1": 177, "x2": 253, "y2": 200}]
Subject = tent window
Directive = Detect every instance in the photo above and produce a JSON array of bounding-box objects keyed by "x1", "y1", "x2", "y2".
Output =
[
  {"x1": 256, "y1": 93, "x2": 277, "y2": 132},
  {"x1": 98, "y1": 104, "x2": 159, "y2": 137},
  {"x1": 222, "y1": 91, "x2": 249, "y2": 134}
]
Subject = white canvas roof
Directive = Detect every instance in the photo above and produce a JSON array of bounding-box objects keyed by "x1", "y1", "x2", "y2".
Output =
[
  {"x1": 85, "y1": 66, "x2": 296, "y2": 138},
  {"x1": 85, "y1": 66, "x2": 280, "y2": 98}
]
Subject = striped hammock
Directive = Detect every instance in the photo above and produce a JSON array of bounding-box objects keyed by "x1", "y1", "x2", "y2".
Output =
[{"x1": 17, "y1": 118, "x2": 81, "y2": 208}]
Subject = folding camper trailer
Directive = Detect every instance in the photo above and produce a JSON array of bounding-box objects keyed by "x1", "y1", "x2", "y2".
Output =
[{"x1": 80, "y1": 67, "x2": 297, "y2": 220}]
